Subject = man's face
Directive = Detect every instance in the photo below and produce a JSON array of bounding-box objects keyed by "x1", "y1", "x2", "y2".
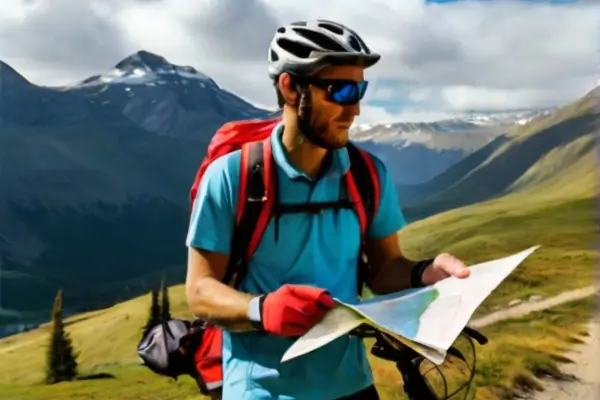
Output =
[{"x1": 306, "y1": 65, "x2": 365, "y2": 149}]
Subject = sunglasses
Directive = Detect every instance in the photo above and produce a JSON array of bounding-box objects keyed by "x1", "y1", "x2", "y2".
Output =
[{"x1": 294, "y1": 76, "x2": 369, "y2": 106}]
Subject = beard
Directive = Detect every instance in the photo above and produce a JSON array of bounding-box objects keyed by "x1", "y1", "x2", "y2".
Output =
[
  {"x1": 296, "y1": 87, "x2": 351, "y2": 150},
  {"x1": 297, "y1": 109, "x2": 350, "y2": 150},
  {"x1": 298, "y1": 118, "x2": 348, "y2": 150}
]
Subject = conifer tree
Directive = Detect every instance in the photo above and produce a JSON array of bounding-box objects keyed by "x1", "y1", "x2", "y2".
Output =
[
  {"x1": 160, "y1": 279, "x2": 171, "y2": 322},
  {"x1": 45, "y1": 289, "x2": 78, "y2": 384},
  {"x1": 142, "y1": 288, "x2": 161, "y2": 337}
]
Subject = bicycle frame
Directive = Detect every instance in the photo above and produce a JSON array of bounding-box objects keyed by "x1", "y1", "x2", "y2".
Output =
[{"x1": 352, "y1": 325, "x2": 488, "y2": 400}]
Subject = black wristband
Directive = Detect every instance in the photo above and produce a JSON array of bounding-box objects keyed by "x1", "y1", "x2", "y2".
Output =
[{"x1": 410, "y1": 259, "x2": 435, "y2": 288}]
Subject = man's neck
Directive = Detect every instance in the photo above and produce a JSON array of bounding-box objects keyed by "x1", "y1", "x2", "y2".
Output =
[{"x1": 280, "y1": 116, "x2": 329, "y2": 180}]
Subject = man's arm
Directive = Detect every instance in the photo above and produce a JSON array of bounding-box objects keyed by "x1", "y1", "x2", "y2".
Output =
[
  {"x1": 364, "y1": 233, "x2": 417, "y2": 294},
  {"x1": 186, "y1": 247, "x2": 256, "y2": 331},
  {"x1": 361, "y1": 156, "x2": 431, "y2": 294},
  {"x1": 184, "y1": 154, "x2": 257, "y2": 331}
]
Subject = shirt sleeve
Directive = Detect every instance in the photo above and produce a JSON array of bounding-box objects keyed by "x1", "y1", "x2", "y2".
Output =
[
  {"x1": 185, "y1": 152, "x2": 241, "y2": 255},
  {"x1": 366, "y1": 155, "x2": 407, "y2": 239}
]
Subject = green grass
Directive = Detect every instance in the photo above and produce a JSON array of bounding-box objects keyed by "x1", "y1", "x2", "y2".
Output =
[
  {"x1": 0, "y1": 291, "x2": 593, "y2": 400},
  {"x1": 398, "y1": 174, "x2": 596, "y2": 316},
  {"x1": 470, "y1": 297, "x2": 595, "y2": 400},
  {"x1": 372, "y1": 297, "x2": 596, "y2": 400},
  {"x1": 0, "y1": 364, "x2": 204, "y2": 400}
]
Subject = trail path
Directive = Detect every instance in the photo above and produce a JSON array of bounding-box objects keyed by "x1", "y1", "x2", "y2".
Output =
[
  {"x1": 469, "y1": 286, "x2": 597, "y2": 328},
  {"x1": 524, "y1": 317, "x2": 599, "y2": 400},
  {"x1": 467, "y1": 285, "x2": 599, "y2": 400}
]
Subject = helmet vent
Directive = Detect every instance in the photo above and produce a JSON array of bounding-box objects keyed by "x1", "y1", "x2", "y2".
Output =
[
  {"x1": 291, "y1": 27, "x2": 347, "y2": 52},
  {"x1": 348, "y1": 35, "x2": 362, "y2": 52},
  {"x1": 277, "y1": 38, "x2": 314, "y2": 59},
  {"x1": 318, "y1": 22, "x2": 344, "y2": 35},
  {"x1": 354, "y1": 34, "x2": 371, "y2": 54}
]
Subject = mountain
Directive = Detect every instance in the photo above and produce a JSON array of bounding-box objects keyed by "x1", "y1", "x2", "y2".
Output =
[
  {"x1": 0, "y1": 51, "x2": 275, "y2": 318},
  {"x1": 0, "y1": 50, "x2": 272, "y2": 136},
  {"x1": 398, "y1": 87, "x2": 599, "y2": 221},
  {"x1": 350, "y1": 121, "x2": 500, "y2": 185},
  {"x1": 349, "y1": 109, "x2": 553, "y2": 185}
]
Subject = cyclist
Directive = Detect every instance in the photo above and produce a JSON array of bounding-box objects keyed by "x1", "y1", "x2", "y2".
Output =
[{"x1": 185, "y1": 19, "x2": 470, "y2": 400}]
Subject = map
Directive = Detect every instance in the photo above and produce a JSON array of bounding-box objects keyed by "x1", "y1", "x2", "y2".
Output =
[{"x1": 282, "y1": 245, "x2": 541, "y2": 365}]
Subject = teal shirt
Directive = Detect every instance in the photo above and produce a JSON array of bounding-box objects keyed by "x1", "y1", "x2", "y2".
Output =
[{"x1": 186, "y1": 122, "x2": 407, "y2": 399}]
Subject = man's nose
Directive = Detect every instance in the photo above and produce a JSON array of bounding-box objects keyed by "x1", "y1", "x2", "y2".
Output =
[{"x1": 345, "y1": 103, "x2": 360, "y2": 116}]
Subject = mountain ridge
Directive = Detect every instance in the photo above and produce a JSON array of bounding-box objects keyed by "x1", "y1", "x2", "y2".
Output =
[{"x1": 399, "y1": 86, "x2": 599, "y2": 221}]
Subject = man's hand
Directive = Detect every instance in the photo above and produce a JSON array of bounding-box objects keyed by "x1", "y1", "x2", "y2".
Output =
[
  {"x1": 253, "y1": 284, "x2": 335, "y2": 337},
  {"x1": 421, "y1": 253, "x2": 470, "y2": 286}
]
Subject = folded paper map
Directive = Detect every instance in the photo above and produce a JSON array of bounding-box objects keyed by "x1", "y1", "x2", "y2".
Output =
[{"x1": 282, "y1": 245, "x2": 541, "y2": 365}]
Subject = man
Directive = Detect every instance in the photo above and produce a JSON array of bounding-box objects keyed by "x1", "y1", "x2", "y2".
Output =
[{"x1": 186, "y1": 19, "x2": 470, "y2": 400}]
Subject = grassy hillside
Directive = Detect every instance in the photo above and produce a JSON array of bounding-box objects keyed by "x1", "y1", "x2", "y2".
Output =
[
  {"x1": 0, "y1": 140, "x2": 596, "y2": 399},
  {"x1": 398, "y1": 148, "x2": 596, "y2": 314},
  {"x1": 0, "y1": 90, "x2": 596, "y2": 399},
  {"x1": 401, "y1": 87, "x2": 598, "y2": 221}
]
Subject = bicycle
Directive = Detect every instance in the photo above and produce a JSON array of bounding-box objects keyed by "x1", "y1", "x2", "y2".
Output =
[{"x1": 351, "y1": 324, "x2": 489, "y2": 400}]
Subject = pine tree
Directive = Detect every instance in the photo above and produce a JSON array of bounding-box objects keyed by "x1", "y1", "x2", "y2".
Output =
[
  {"x1": 160, "y1": 279, "x2": 171, "y2": 322},
  {"x1": 45, "y1": 289, "x2": 78, "y2": 384},
  {"x1": 142, "y1": 288, "x2": 161, "y2": 337}
]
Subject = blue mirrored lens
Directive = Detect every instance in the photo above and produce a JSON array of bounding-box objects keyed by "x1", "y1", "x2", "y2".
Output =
[
  {"x1": 332, "y1": 83, "x2": 357, "y2": 103},
  {"x1": 358, "y1": 81, "x2": 368, "y2": 98},
  {"x1": 331, "y1": 81, "x2": 368, "y2": 104}
]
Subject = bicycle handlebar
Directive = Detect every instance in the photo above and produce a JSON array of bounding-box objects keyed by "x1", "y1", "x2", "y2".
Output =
[{"x1": 350, "y1": 325, "x2": 488, "y2": 400}]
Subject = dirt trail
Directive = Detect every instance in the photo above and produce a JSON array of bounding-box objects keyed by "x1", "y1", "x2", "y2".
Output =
[
  {"x1": 467, "y1": 286, "x2": 599, "y2": 400},
  {"x1": 469, "y1": 286, "x2": 597, "y2": 328},
  {"x1": 524, "y1": 317, "x2": 600, "y2": 400}
]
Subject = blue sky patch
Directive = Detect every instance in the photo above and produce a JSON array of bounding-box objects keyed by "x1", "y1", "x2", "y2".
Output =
[{"x1": 426, "y1": 0, "x2": 578, "y2": 3}]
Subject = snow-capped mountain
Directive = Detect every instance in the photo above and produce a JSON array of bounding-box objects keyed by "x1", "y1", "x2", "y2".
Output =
[
  {"x1": 351, "y1": 108, "x2": 555, "y2": 142},
  {"x1": 0, "y1": 50, "x2": 275, "y2": 318},
  {"x1": 461, "y1": 108, "x2": 557, "y2": 126},
  {"x1": 0, "y1": 50, "x2": 273, "y2": 139},
  {"x1": 348, "y1": 108, "x2": 556, "y2": 184}
]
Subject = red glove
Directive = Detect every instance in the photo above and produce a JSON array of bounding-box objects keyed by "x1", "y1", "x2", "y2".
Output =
[{"x1": 255, "y1": 284, "x2": 335, "y2": 337}]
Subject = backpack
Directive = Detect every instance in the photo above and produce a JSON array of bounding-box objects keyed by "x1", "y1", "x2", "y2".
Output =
[
  {"x1": 136, "y1": 319, "x2": 212, "y2": 394},
  {"x1": 190, "y1": 116, "x2": 382, "y2": 294},
  {"x1": 137, "y1": 117, "x2": 382, "y2": 392}
]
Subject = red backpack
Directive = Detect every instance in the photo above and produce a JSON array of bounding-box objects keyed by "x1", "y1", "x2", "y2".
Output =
[{"x1": 189, "y1": 117, "x2": 381, "y2": 295}]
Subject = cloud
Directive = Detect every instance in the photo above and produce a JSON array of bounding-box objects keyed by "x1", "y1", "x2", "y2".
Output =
[
  {"x1": 0, "y1": 0, "x2": 134, "y2": 83},
  {"x1": 0, "y1": 0, "x2": 597, "y2": 123}
]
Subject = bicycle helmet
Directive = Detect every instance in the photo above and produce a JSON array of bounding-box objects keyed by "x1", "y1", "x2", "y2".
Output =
[{"x1": 268, "y1": 19, "x2": 381, "y2": 79}]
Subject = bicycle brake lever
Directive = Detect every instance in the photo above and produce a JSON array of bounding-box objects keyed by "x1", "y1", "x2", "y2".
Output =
[{"x1": 463, "y1": 326, "x2": 488, "y2": 345}]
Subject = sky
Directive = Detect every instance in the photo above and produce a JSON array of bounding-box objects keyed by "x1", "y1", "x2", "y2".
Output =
[{"x1": 0, "y1": 0, "x2": 597, "y2": 124}]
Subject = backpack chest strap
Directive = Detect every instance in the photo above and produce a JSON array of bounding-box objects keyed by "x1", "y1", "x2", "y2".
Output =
[{"x1": 225, "y1": 139, "x2": 381, "y2": 296}]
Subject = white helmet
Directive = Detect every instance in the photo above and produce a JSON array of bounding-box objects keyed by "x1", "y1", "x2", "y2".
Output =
[{"x1": 268, "y1": 19, "x2": 381, "y2": 79}]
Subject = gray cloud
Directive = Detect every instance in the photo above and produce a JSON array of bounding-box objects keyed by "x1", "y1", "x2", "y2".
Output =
[
  {"x1": 0, "y1": 0, "x2": 134, "y2": 81},
  {"x1": 184, "y1": 0, "x2": 279, "y2": 62},
  {"x1": 0, "y1": 0, "x2": 597, "y2": 122}
]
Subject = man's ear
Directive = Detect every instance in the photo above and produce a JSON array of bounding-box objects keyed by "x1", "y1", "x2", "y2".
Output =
[{"x1": 278, "y1": 73, "x2": 298, "y2": 107}]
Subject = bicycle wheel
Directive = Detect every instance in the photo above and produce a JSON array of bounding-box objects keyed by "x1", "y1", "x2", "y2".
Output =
[{"x1": 417, "y1": 333, "x2": 477, "y2": 399}]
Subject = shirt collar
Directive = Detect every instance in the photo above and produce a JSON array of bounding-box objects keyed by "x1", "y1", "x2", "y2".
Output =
[{"x1": 269, "y1": 122, "x2": 350, "y2": 181}]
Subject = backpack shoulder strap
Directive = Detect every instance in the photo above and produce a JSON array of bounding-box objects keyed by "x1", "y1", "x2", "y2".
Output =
[
  {"x1": 345, "y1": 142, "x2": 381, "y2": 235},
  {"x1": 344, "y1": 142, "x2": 382, "y2": 297},
  {"x1": 222, "y1": 137, "x2": 277, "y2": 288}
]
